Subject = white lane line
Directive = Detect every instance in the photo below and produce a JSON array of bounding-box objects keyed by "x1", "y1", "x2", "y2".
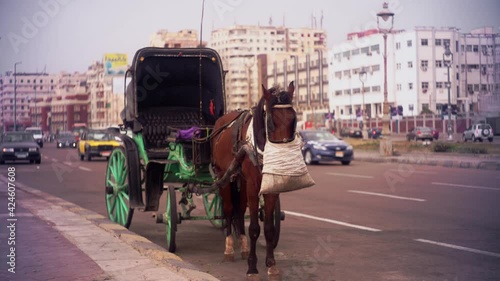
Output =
[
  {"x1": 326, "y1": 172, "x2": 373, "y2": 179},
  {"x1": 284, "y1": 210, "x2": 381, "y2": 232},
  {"x1": 43, "y1": 156, "x2": 49, "y2": 159},
  {"x1": 63, "y1": 162, "x2": 72, "y2": 166},
  {"x1": 389, "y1": 169, "x2": 437, "y2": 175},
  {"x1": 432, "y1": 182, "x2": 500, "y2": 191},
  {"x1": 416, "y1": 239, "x2": 500, "y2": 258},
  {"x1": 348, "y1": 190, "x2": 426, "y2": 202},
  {"x1": 78, "y1": 166, "x2": 92, "y2": 172},
  {"x1": 51, "y1": 158, "x2": 58, "y2": 162}
]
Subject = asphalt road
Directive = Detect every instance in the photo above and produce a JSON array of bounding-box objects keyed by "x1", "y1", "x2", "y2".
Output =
[{"x1": 6, "y1": 142, "x2": 500, "y2": 281}]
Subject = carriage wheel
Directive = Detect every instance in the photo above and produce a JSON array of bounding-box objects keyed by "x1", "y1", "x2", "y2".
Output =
[
  {"x1": 203, "y1": 192, "x2": 226, "y2": 229},
  {"x1": 165, "y1": 186, "x2": 177, "y2": 253},
  {"x1": 105, "y1": 147, "x2": 134, "y2": 228}
]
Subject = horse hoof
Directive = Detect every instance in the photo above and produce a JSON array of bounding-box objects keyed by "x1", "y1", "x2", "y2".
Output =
[
  {"x1": 241, "y1": 251, "x2": 249, "y2": 260},
  {"x1": 246, "y1": 273, "x2": 261, "y2": 281},
  {"x1": 224, "y1": 254, "x2": 235, "y2": 262},
  {"x1": 268, "y1": 266, "x2": 280, "y2": 281}
]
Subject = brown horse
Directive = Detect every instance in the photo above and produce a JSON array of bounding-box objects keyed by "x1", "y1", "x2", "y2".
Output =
[{"x1": 211, "y1": 82, "x2": 296, "y2": 280}]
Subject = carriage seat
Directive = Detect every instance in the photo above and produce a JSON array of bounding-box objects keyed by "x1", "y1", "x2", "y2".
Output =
[{"x1": 139, "y1": 108, "x2": 202, "y2": 151}]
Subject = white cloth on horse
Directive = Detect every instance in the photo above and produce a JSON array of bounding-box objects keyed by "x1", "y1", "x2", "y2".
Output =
[{"x1": 246, "y1": 118, "x2": 314, "y2": 194}]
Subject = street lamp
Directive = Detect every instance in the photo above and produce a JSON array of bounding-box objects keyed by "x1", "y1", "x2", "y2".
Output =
[
  {"x1": 14, "y1": 61, "x2": 22, "y2": 131},
  {"x1": 443, "y1": 42, "x2": 454, "y2": 140},
  {"x1": 359, "y1": 67, "x2": 367, "y2": 139},
  {"x1": 377, "y1": 2, "x2": 395, "y2": 136}
]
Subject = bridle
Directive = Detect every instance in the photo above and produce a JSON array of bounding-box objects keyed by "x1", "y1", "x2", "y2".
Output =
[{"x1": 263, "y1": 103, "x2": 296, "y2": 144}]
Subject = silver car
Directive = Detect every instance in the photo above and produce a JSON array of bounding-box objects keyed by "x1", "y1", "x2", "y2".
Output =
[{"x1": 463, "y1": 123, "x2": 494, "y2": 142}]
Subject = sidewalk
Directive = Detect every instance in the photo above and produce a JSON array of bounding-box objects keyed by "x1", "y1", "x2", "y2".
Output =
[
  {"x1": 0, "y1": 176, "x2": 219, "y2": 281},
  {"x1": 354, "y1": 149, "x2": 500, "y2": 170}
]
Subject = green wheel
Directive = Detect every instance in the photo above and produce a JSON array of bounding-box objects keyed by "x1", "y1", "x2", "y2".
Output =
[
  {"x1": 105, "y1": 147, "x2": 134, "y2": 228},
  {"x1": 203, "y1": 192, "x2": 226, "y2": 228},
  {"x1": 166, "y1": 186, "x2": 177, "y2": 253}
]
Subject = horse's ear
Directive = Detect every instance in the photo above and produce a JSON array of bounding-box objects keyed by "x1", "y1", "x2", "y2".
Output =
[
  {"x1": 288, "y1": 81, "x2": 295, "y2": 100},
  {"x1": 262, "y1": 84, "x2": 272, "y2": 100}
]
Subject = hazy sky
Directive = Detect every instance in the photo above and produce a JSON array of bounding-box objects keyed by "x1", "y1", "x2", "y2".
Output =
[{"x1": 1, "y1": 0, "x2": 499, "y2": 74}]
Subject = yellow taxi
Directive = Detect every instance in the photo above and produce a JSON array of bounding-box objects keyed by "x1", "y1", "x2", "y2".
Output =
[{"x1": 77, "y1": 129, "x2": 121, "y2": 161}]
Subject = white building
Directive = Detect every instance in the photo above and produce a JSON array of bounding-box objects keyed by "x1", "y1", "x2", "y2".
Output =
[
  {"x1": 210, "y1": 25, "x2": 327, "y2": 111},
  {"x1": 150, "y1": 29, "x2": 204, "y2": 48},
  {"x1": 328, "y1": 27, "x2": 500, "y2": 121},
  {"x1": 0, "y1": 71, "x2": 59, "y2": 130}
]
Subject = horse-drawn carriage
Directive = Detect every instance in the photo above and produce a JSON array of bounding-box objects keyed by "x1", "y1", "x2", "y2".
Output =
[{"x1": 105, "y1": 47, "x2": 311, "y2": 279}]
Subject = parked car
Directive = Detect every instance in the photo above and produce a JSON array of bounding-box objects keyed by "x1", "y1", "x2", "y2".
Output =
[
  {"x1": 339, "y1": 127, "x2": 363, "y2": 138},
  {"x1": 431, "y1": 128, "x2": 439, "y2": 140},
  {"x1": 299, "y1": 130, "x2": 353, "y2": 165},
  {"x1": 25, "y1": 127, "x2": 44, "y2": 148},
  {"x1": 367, "y1": 128, "x2": 382, "y2": 139},
  {"x1": 406, "y1": 127, "x2": 434, "y2": 141},
  {"x1": 463, "y1": 123, "x2": 494, "y2": 142},
  {"x1": 56, "y1": 131, "x2": 77, "y2": 148},
  {"x1": 0, "y1": 132, "x2": 41, "y2": 164},
  {"x1": 77, "y1": 129, "x2": 121, "y2": 161}
]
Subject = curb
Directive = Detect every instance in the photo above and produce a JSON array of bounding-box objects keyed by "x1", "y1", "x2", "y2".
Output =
[
  {"x1": 354, "y1": 155, "x2": 500, "y2": 170},
  {"x1": 13, "y1": 180, "x2": 220, "y2": 281}
]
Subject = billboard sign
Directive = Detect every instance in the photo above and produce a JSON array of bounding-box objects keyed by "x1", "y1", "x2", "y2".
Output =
[{"x1": 103, "y1": 53, "x2": 128, "y2": 75}]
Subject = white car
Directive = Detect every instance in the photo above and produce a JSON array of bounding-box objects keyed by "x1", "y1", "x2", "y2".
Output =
[
  {"x1": 25, "y1": 127, "x2": 44, "y2": 148},
  {"x1": 463, "y1": 123, "x2": 494, "y2": 142}
]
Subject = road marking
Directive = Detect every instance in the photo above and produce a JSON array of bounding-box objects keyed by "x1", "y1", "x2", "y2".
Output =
[
  {"x1": 44, "y1": 156, "x2": 49, "y2": 159},
  {"x1": 326, "y1": 172, "x2": 373, "y2": 179},
  {"x1": 415, "y1": 239, "x2": 500, "y2": 258},
  {"x1": 78, "y1": 166, "x2": 92, "y2": 172},
  {"x1": 432, "y1": 182, "x2": 500, "y2": 191},
  {"x1": 389, "y1": 169, "x2": 436, "y2": 175},
  {"x1": 348, "y1": 190, "x2": 426, "y2": 202},
  {"x1": 284, "y1": 210, "x2": 381, "y2": 232},
  {"x1": 51, "y1": 158, "x2": 58, "y2": 162},
  {"x1": 63, "y1": 162, "x2": 72, "y2": 166}
]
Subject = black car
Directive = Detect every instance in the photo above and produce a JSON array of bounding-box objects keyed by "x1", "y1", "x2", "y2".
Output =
[
  {"x1": 299, "y1": 130, "x2": 353, "y2": 165},
  {"x1": 56, "y1": 132, "x2": 77, "y2": 148},
  {"x1": 367, "y1": 128, "x2": 382, "y2": 139},
  {"x1": 0, "y1": 132, "x2": 41, "y2": 164},
  {"x1": 340, "y1": 127, "x2": 363, "y2": 138}
]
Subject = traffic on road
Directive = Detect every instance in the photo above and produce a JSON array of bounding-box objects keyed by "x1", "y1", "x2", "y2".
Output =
[{"x1": 4, "y1": 141, "x2": 500, "y2": 281}]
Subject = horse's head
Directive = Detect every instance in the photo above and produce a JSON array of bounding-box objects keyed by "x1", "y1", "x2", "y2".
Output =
[{"x1": 254, "y1": 82, "x2": 296, "y2": 150}]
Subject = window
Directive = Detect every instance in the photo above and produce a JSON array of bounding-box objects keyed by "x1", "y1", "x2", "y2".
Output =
[
  {"x1": 371, "y1": 44, "x2": 380, "y2": 52},
  {"x1": 397, "y1": 84, "x2": 402, "y2": 91},
  {"x1": 481, "y1": 84, "x2": 487, "y2": 91},
  {"x1": 421, "y1": 60, "x2": 428, "y2": 68},
  {"x1": 335, "y1": 90, "x2": 342, "y2": 96},
  {"x1": 474, "y1": 84, "x2": 479, "y2": 91},
  {"x1": 396, "y1": 63, "x2": 401, "y2": 70},
  {"x1": 435, "y1": 39, "x2": 442, "y2": 46},
  {"x1": 371, "y1": 65, "x2": 380, "y2": 72},
  {"x1": 343, "y1": 70, "x2": 351, "y2": 77},
  {"x1": 436, "y1": 82, "x2": 443, "y2": 88},
  {"x1": 360, "y1": 47, "x2": 369, "y2": 54},
  {"x1": 443, "y1": 39, "x2": 451, "y2": 47},
  {"x1": 352, "y1": 49, "x2": 360, "y2": 56},
  {"x1": 353, "y1": 88, "x2": 361, "y2": 94},
  {"x1": 422, "y1": 82, "x2": 429, "y2": 89},
  {"x1": 473, "y1": 45, "x2": 479, "y2": 52},
  {"x1": 466, "y1": 45, "x2": 472, "y2": 52},
  {"x1": 436, "y1": 60, "x2": 443, "y2": 68},
  {"x1": 371, "y1": 85, "x2": 381, "y2": 92},
  {"x1": 408, "y1": 61, "x2": 413, "y2": 68},
  {"x1": 344, "y1": 89, "x2": 351, "y2": 95},
  {"x1": 409, "y1": 83, "x2": 413, "y2": 90},
  {"x1": 407, "y1": 40, "x2": 412, "y2": 47},
  {"x1": 421, "y1": 39, "x2": 428, "y2": 46},
  {"x1": 334, "y1": 71, "x2": 342, "y2": 79},
  {"x1": 396, "y1": 42, "x2": 401, "y2": 49}
]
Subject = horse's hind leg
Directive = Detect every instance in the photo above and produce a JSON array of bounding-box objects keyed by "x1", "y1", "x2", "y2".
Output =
[
  {"x1": 238, "y1": 181, "x2": 249, "y2": 260},
  {"x1": 221, "y1": 183, "x2": 235, "y2": 262},
  {"x1": 263, "y1": 194, "x2": 280, "y2": 280}
]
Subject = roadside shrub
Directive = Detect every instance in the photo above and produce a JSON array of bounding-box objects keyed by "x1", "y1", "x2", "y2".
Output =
[
  {"x1": 432, "y1": 141, "x2": 455, "y2": 152},
  {"x1": 456, "y1": 146, "x2": 488, "y2": 154}
]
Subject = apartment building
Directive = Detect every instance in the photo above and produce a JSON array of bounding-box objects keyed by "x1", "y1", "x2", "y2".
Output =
[
  {"x1": 266, "y1": 51, "x2": 329, "y2": 123},
  {"x1": 328, "y1": 27, "x2": 499, "y2": 121},
  {"x1": 210, "y1": 25, "x2": 327, "y2": 110},
  {"x1": 150, "y1": 29, "x2": 205, "y2": 48},
  {"x1": 0, "y1": 71, "x2": 58, "y2": 130}
]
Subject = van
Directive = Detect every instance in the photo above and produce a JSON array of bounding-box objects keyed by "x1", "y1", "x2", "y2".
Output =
[{"x1": 25, "y1": 127, "x2": 44, "y2": 148}]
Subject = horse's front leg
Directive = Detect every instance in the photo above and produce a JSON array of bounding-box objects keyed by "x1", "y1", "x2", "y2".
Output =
[
  {"x1": 246, "y1": 192, "x2": 260, "y2": 279},
  {"x1": 263, "y1": 193, "x2": 280, "y2": 280}
]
